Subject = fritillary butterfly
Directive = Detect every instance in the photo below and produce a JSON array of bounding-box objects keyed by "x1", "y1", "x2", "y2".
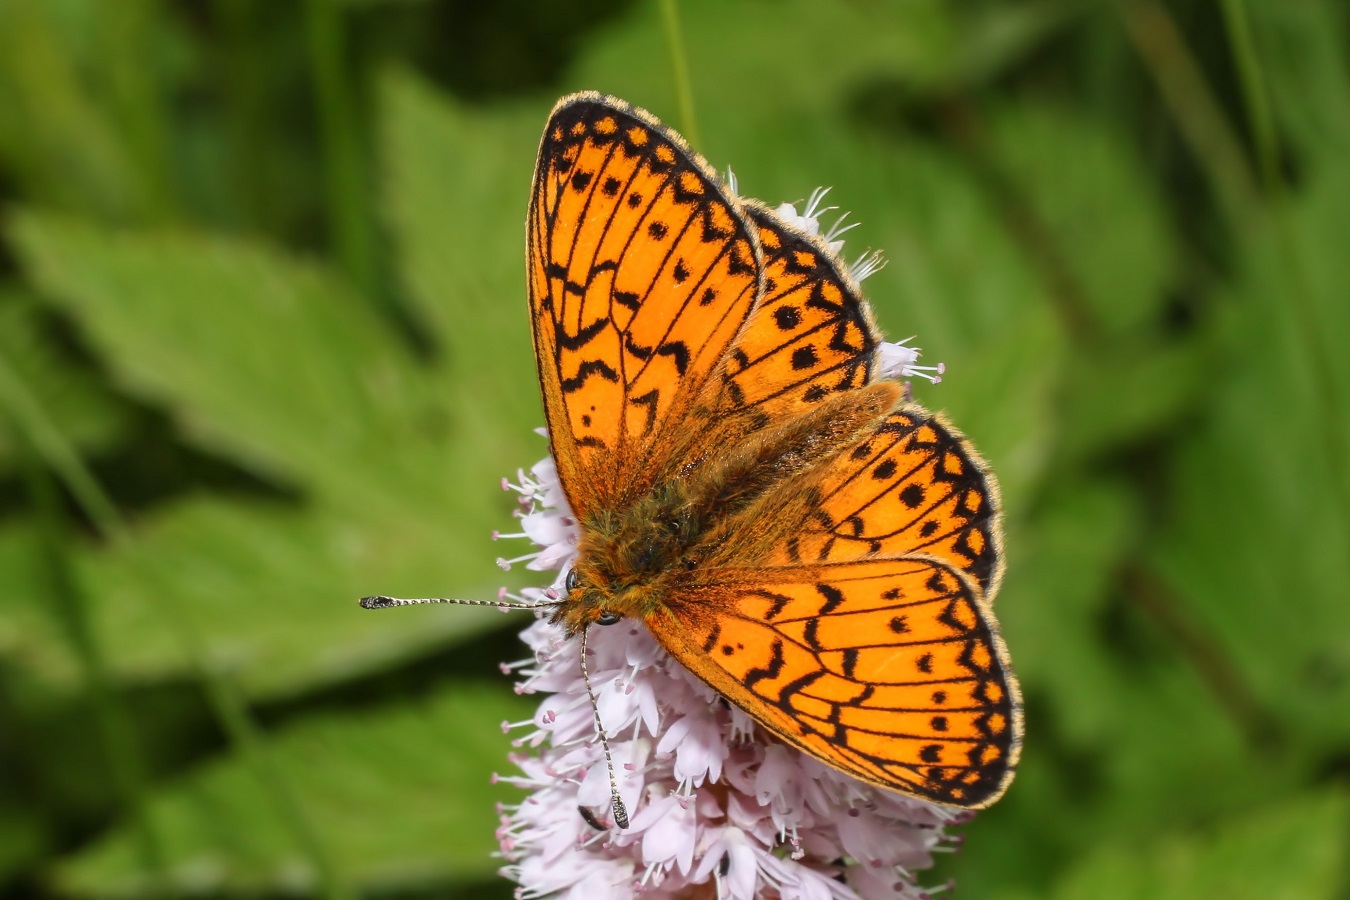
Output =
[{"x1": 526, "y1": 93, "x2": 1022, "y2": 809}]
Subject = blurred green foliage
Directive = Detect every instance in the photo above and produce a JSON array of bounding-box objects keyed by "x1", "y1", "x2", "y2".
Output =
[{"x1": 0, "y1": 0, "x2": 1346, "y2": 897}]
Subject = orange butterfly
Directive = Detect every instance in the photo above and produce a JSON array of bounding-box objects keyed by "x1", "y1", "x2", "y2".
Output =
[
  {"x1": 364, "y1": 93, "x2": 1020, "y2": 819},
  {"x1": 523, "y1": 93, "x2": 1021, "y2": 812}
]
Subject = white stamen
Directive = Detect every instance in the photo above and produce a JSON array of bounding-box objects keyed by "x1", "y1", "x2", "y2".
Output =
[{"x1": 850, "y1": 248, "x2": 886, "y2": 282}]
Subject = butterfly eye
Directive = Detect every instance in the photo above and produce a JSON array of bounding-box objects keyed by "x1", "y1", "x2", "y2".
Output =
[
  {"x1": 596, "y1": 611, "x2": 621, "y2": 626},
  {"x1": 565, "y1": 569, "x2": 580, "y2": 592}
]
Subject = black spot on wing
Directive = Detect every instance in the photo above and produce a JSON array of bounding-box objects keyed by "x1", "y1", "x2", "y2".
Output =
[
  {"x1": 657, "y1": 341, "x2": 689, "y2": 375},
  {"x1": 701, "y1": 623, "x2": 721, "y2": 654},
  {"x1": 777, "y1": 669, "x2": 825, "y2": 705},
  {"x1": 561, "y1": 359, "x2": 618, "y2": 393},
  {"x1": 629, "y1": 389, "x2": 660, "y2": 433},
  {"x1": 624, "y1": 333, "x2": 653, "y2": 359},
  {"x1": 728, "y1": 243, "x2": 755, "y2": 276},
  {"x1": 815, "y1": 583, "x2": 844, "y2": 614},
  {"x1": 747, "y1": 589, "x2": 794, "y2": 621},
  {"x1": 744, "y1": 640, "x2": 786, "y2": 690},
  {"x1": 557, "y1": 318, "x2": 608, "y2": 351},
  {"x1": 841, "y1": 648, "x2": 859, "y2": 678},
  {"x1": 791, "y1": 345, "x2": 818, "y2": 370}
]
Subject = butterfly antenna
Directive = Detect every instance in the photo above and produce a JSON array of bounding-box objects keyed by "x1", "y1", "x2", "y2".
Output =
[
  {"x1": 359, "y1": 595, "x2": 543, "y2": 611},
  {"x1": 579, "y1": 625, "x2": 629, "y2": 829}
]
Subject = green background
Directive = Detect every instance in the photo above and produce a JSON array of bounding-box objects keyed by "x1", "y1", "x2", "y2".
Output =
[{"x1": 0, "y1": 0, "x2": 1347, "y2": 897}]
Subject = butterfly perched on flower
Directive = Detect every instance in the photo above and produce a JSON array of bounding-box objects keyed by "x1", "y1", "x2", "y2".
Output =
[{"x1": 524, "y1": 92, "x2": 1022, "y2": 811}]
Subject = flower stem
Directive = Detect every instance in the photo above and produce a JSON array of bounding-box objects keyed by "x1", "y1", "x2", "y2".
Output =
[
  {"x1": 0, "y1": 354, "x2": 355, "y2": 900},
  {"x1": 659, "y1": 0, "x2": 700, "y2": 148}
]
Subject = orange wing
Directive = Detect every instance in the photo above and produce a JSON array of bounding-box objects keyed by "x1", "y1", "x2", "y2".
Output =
[
  {"x1": 767, "y1": 404, "x2": 1004, "y2": 600},
  {"x1": 647, "y1": 556, "x2": 1021, "y2": 808},
  {"x1": 527, "y1": 93, "x2": 762, "y2": 518},
  {"x1": 716, "y1": 201, "x2": 879, "y2": 425}
]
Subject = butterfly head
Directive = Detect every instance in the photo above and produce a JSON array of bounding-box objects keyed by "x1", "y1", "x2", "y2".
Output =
[
  {"x1": 550, "y1": 499, "x2": 692, "y2": 637},
  {"x1": 551, "y1": 560, "x2": 657, "y2": 636}
]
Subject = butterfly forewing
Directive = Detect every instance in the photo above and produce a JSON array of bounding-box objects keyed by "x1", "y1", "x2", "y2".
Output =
[
  {"x1": 647, "y1": 556, "x2": 1021, "y2": 807},
  {"x1": 528, "y1": 94, "x2": 761, "y2": 518},
  {"x1": 717, "y1": 202, "x2": 879, "y2": 423}
]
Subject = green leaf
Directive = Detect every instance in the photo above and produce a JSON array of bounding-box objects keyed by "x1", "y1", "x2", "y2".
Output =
[
  {"x1": 998, "y1": 480, "x2": 1141, "y2": 743},
  {"x1": 1149, "y1": 163, "x2": 1350, "y2": 756},
  {"x1": 1056, "y1": 337, "x2": 1211, "y2": 464},
  {"x1": 0, "y1": 288, "x2": 131, "y2": 473},
  {"x1": 52, "y1": 682, "x2": 530, "y2": 898},
  {"x1": 986, "y1": 103, "x2": 1177, "y2": 337},
  {"x1": 568, "y1": 0, "x2": 1077, "y2": 137},
  {"x1": 80, "y1": 497, "x2": 524, "y2": 699},
  {"x1": 1247, "y1": 2, "x2": 1350, "y2": 163},
  {"x1": 0, "y1": 487, "x2": 533, "y2": 701},
  {"x1": 378, "y1": 67, "x2": 543, "y2": 442},
  {"x1": 1037, "y1": 789, "x2": 1349, "y2": 900},
  {"x1": 3, "y1": 90, "x2": 575, "y2": 700},
  {"x1": 8, "y1": 211, "x2": 432, "y2": 502},
  {"x1": 0, "y1": 1, "x2": 147, "y2": 219},
  {"x1": 0, "y1": 523, "x2": 79, "y2": 679},
  {"x1": 0, "y1": 804, "x2": 47, "y2": 883}
]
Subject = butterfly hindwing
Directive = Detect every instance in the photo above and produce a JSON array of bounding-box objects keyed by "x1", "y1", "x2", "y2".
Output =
[
  {"x1": 767, "y1": 404, "x2": 1004, "y2": 600},
  {"x1": 717, "y1": 201, "x2": 880, "y2": 424},
  {"x1": 647, "y1": 555, "x2": 1021, "y2": 808},
  {"x1": 528, "y1": 94, "x2": 762, "y2": 518}
]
